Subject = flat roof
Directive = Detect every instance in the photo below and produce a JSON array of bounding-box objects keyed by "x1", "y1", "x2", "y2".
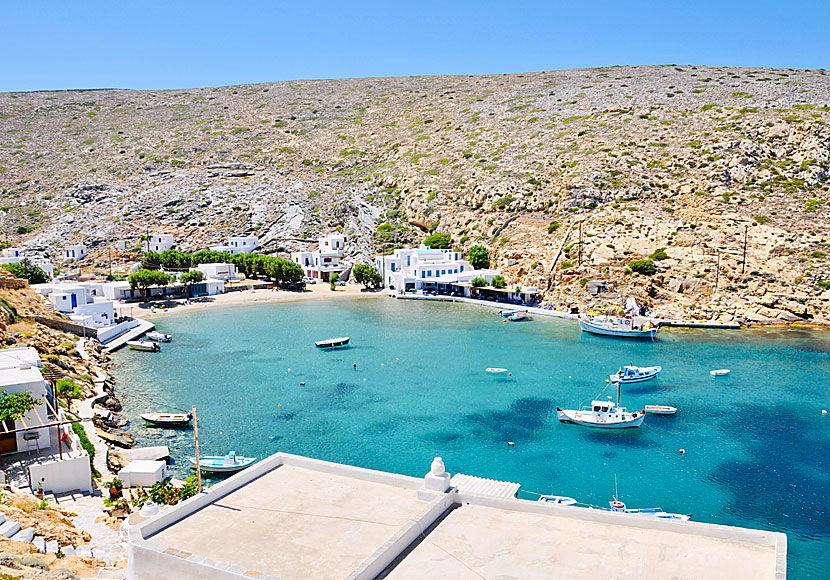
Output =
[
  {"x1": 383, "y1": 503, "x2": 777, "y2": 580},
  {"x1": 146, "y1": 463, "x2": 429, "y2": 580}
]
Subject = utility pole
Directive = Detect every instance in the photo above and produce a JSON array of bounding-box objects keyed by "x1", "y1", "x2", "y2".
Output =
[
  {"x1": 108, "y1": 247, "x2": 112, "y2": 280},
  {"x1": 741, "y1": 225, "x2": 748, "y2": 276},
  {"x1": 193, "y1": 405, "x2": 202, "y2": 493},
  {"x1": 578, "y1": 222, "x2": 583, "y2": 266},
  {"x1": 715, "y1": 250, "x2": 720, "y2": 291}
]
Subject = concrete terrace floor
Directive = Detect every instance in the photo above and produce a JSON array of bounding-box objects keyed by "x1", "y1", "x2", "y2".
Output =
[
  {"x1": 381, "y1": 503, "x2": 777, "y2": 580},
  {"x1": 147, "y1": 464, "x2": 430, "y2": 580}
]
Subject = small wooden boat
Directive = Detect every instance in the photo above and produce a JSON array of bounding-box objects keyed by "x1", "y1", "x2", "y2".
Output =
[
  {"x1": 315, "y1": 336, "x2": 350, "y2": 349},
  {"x1": 140, "y1": 412, "x2": 192, "y2": 426},
  {"x1": 612, "y1": 365, "x2": 662, "y2": 383},
  {"x1": 188, "y1": 451, "x2": 257, "y2": 473},
  {"x1": 146, "y1": 331, "x2": 172, "y2": 342},
  {"x1": 710, "y1": 369, "x2": 730, "y2": 376},
  {"x1": 485, "y1": 367, "x2": 509, "y2": 374},
  {"x1": 507, "y1": 310, "x2": 529, "y2": 321},
  {"x1": 644, "y1": 405, "x2": 678, "y2": 415},
  {"x1": 127, "y1": 340, "x2": 160, "y2": 352},
  {"x1": 538, "y1": 495, "x2": 578, "y2": 506},
  {"x1": 578, "y1": 315, "x2": 658, "y2": 339}
]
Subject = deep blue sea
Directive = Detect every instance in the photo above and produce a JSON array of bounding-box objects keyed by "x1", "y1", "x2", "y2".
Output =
[{"x1": 112, "y1": 298, "x2": 830, "y2": 579}]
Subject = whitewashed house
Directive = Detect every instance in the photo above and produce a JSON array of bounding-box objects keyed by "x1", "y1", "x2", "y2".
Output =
[
  {"x1": 101, "y1": 281, "x2": 134, "y2": 301},
  {"x1": 63, "y1": 244, "x2": 87, "y2": 261},
  {"x1": 35, "y1": 283, "x2": 116, "y2": 328},
  {"x1": 147, "y1": 234, "x2": 174, "y2": 253},
  {"x1": 291, "y1": 234, "x2": 347, "y2": 281},
  {"x1": 0, "y1": 250, "x2": 55, "y2": 279},
  {"x1": 210, "y1": 236, "x2": 259, "y2": 255},
  {"x1": 113, "y1": 240, "x2": 129, "y2": 251},
  {"x1": 375, "y1": 246, "x2": 501, "y2": 297},
  {"x1": 195, "y1": 263, "x2": 238, "y2": 281},
  {"x1": 1, "y1": 247, "x2": 22, "y2": 259}
]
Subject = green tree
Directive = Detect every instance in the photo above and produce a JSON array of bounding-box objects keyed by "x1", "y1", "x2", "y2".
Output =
[
  {"x1": 423, "y1": 232, "x2": 452, "y2": 249},
  {"x1": 491, "y1": 275, "x2": 506, "y2": 288},
  {"x1": 128, "y1": 270, "x2": 172, "y2": 301},
  {"x1": 629, "y1": 260, "x2": 657, "y2": 275},
  {"x1": 352, "y1": 264, "x2": 382, "y2": 288},
  {"x1": 471, "y1": 277, "x2": 487, "y2": 288},
  {"x1": 0, "y1": 389, "x2": 38, "y2": 423},
  {"x1": 649, "y1": 248, "x2": 671, "y2": 261},
  {"x1": 1, "y1": 259, "x2": 49, "y2": 284},
  {"x1": 141, "y1": 251, "x2": 162, "y2": 271},
  {"x1": 468, "y1": 245, "x2": 490, "y2": 269},
  {"x1": 179, "y1": 270, "x2": 205, "y2": 298},
  {"x1": 160, "y1": 249, "x2": 193, "y2": 270},
  {"x1": 191, "y1": 250, "x2": 232, "y2": 266},
  {"x1": 281, "y1": 260, "x2": 304, "y2": 284},
  {"x1": 329, "y1": 272, "x2": 339, "y2": 291}
]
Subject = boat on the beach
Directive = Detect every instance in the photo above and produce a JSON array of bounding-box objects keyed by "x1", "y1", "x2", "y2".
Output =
[
  {"x1": 612, "y1": 364, "x2": 662, "y2": 383},
  {"x1": 188, "y1": 451, "x2": 257, "y2": 473},
  {"x1": 710, "y1": 369, "x2": 730, "y2": 376},
  {"x1": 127, "y1": 340, "x2": 160, "y2": 352},
  {"x1": 146, "y1": 331, "x2": 172, "y2": 342},
  {"x1": 315, "y1": 336, "x2": 350, "y2": 349},
  {"x1": 485, "y1": 367, "x2": 509, "y2": 374},
  {"x1": 538, "y1": 495, "x2": 578, "y2": 506},
  {"x1": 557, "y1": 379, "x2": 645, "y2": 429},
  {"x1": 140, "y1": 412, "x2": 192, "y2": 426},
  {"x1": 644, "y1": 405, "x2": 678, "y2": 415},
  {"x1": 578, "y1": 315, "x2": 658, "y2": 339}
]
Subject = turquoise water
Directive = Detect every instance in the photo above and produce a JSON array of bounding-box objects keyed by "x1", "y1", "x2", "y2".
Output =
[{"x1": 112, "y1": 298, "x2": 830, "y2": 579}]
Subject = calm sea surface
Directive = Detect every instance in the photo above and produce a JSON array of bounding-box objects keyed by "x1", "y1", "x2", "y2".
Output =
[{"x1": 112, "y1": 298, "x2": 830, "y2": 579}]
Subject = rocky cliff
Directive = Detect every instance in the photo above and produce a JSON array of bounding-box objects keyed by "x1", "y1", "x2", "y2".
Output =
[{"x1": 1, "y1": 65, "x2": 828, "y2": 322}]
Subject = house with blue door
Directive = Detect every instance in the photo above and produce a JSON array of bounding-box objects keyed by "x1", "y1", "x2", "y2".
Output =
[
  {"x1": 375, "y1": 246, "x2": 500, "y2": 295},
  {"x1": 63, "y1": 244, "x2": 87, "y2": 261}
]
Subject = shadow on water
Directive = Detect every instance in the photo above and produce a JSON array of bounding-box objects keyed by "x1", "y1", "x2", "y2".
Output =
[
  {"x1": 580, "y1": 430, "x2": 658, "y2": 449},
  {"x1": 709, "y1": 403, "x2": 830, "y2": 538},
  {"x1": 465, "y1": 397, "x2": 554, "y2": 442}
]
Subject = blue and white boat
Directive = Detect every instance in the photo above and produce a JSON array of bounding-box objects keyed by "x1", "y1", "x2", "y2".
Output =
[
  {"x1": 188, "y1": 451, "x2": 257, "y2": 473},
  {"x1": 315, "y1": 336, "x2": 350, "y2": 349},
  {"x1": 557, "y1": 379, "x2": 645, "y2": 429},
  {"x1": 612, "y1": 364, "x2": 662, "y2": 383},
  {"x1": 604, "y1": 498, "x2": 690, "y2": 521}
]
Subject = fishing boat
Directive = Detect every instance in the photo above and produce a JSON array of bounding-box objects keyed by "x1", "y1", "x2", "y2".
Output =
[
  {"x1": 506, "y1": 310, "x2": 529, "y2": 321},
  {"x1": 557, "y1": 379, "x2": 645, "y2": 429},
  {"x1": 710, "y1": 369, "x2": 730, "y2": 376},
  {"x1": 187, "y1": 451, "x2": 257, "y2": 473},
  {"x1": 140, "y1": 412, "x2": 192, "y2": 426},
  {"x1": 644, "y1": 405, "x2": 678, "y2": 415},
  {"x1": 315, "y1": 336, "x2": 350, "y2": 349},
  {"x1": 146, "y1": 331, "x2": 172, "y2": 342},
  {"x1": 578, "y1": 315, "x2": 658, "y2": 339},
  {"x1": 612, "y1": 364, "x2": 662, "y2": 383},
  {"x1": 599, "y1": 477, "x2": 691, "y2": 521},
  {"x1": 127, "y1": 340, "x2": 160, "y2": 352},
  {"x1": 485, "y1": 367, "x2": 509, "y2": 374},
  {"x1": 538, "y1": 495, "x2": 578, "y2": 506}
]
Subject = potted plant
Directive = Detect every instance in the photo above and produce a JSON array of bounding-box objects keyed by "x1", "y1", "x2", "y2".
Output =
[
  {"x1": 108, "y1": 478, "x2": 123, "y2": 499},
  {"x1": 35, "y1": 478, "x2": 45, "y2": 500}
]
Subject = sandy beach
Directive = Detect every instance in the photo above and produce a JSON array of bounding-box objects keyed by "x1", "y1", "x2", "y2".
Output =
[{"x1": 115, "y1": 282, "x2": 386, "y2": 320}]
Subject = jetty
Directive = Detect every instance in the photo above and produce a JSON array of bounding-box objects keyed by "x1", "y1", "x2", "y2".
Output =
[{"x1": 103, "y1": 318, "x2": 155, "y2": 352}]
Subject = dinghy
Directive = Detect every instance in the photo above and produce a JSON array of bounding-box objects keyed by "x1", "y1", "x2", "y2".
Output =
[
  {"x1": 127, "y1": 340, "x2": 160, "y2": 352},
  {"x1": 485, "y1": 368, "x2": 509, "y2": 374},
  {"x1": 146, "y1": 331, "x2": 172, "y2": 342},
  {"x1": 506, "y1": 310, "x2": 529, "y2": 321},
  {"x1": 538, "y1": 495, "x2": 578, "y2": 506},
  {"x1": 315, "y1": 336, "x2": 350, "y2": 349},
  {"x1": 140, "y1": 412, "x2": 192, "y2": 426},
  {"x1": 710, "y1": 369, "x2": 730, "y2": 376},
  {"x1": 188, "y1": 451, "x2": 257, "y2": 473},
  {"x1": 644, "y1": 405, "x2": 677, "y2": 415}
]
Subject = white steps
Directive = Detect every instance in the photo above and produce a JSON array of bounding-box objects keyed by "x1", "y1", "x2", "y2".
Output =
[
  {"x1": 32, "y1": 535, "x2": 46, "y2": 552},
  {"x1": 61, "y1": 545, "x2": 77, "y2": 556},
  {"x1": 10, "y1": 527, "x2": 33, "y2": 542},
  {"x1": 45, "y1": 539, "x2": 59, "y2": 553},
  {"x1": 0, "y1": 520, "x2": 21, "y2": 537}
]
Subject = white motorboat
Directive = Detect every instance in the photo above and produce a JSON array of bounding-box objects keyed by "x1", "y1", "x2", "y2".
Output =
[
  {"x1": 127, "y1": 340, "x2": 160, "y2": 352},
  {"x1": 146, "y1": 331, "x2": 172, "y2": 342},
  {"x1": 644, "y1": 405, "x2": 678, "y2": 415},
  {"x1": 538, "y1": 495, "x2": 578, "y2": 506},
  {"x1": 605, "y1": 498, "x2": 691, "y2": 521},
  {"x1": 557, "y1": 380, "x2": 645, "y2": 429},
  {"x1": 315, "y1": 336, "x2": 350, "y2": 349},
  {"x1": 710, "y1": 369, "x2": 730, "y2": 376},
  {"x1": 485, "y1": 368, "x2": 509, "y2": 374},
  {"x1": 578, "y1": 315, "x2": 658, "y2": 339},
  {"x1": 140, "y1": 412, "x2": 192, "y2": 426},
  {"x1": 188, "y1": 451, "x2": 257, "y2": 473},
  {"x1": 612, "y1": 364, "x2": 662, "y2": 383}
]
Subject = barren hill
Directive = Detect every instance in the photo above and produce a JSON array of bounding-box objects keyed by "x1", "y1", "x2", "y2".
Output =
[{"x1": 1, "y1": 65, "x2": 829, "y2": 323}]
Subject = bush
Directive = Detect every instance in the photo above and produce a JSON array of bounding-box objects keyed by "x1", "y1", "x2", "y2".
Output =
[
  {"x1": 547, "y1": 221, "x2": 560, "y2": 234},
  {"x1": 471, "y1": 277, "x2": 487, "y2": 288},
  {"x1": 629, "y1": 260, "x2": 657, "y2": 275},
  {"x1": 56, "y1": 378, "x2": 82, "y2": 399},
  {"x1": 423, "y1": 232, "x2": 452, "y2": 249},
  {"x1": 72, "y1": 421, "x2": 101, "y2": 479},
  {"x1": 754, "y1": 215, "x2": 771, "y2": 224},
  {"x1": 0, "y1": 259, "x2": 49, "y2": 284},
  {"x1": 809, "y1": 250, "x2": 826, "y2": 259},
  {"x1": 491, "y1": 275, "x2": 506, "y2": 288},
  {"x1": 329, "y1": 273, "x2": 339, "y2": 291},
  {"x1": 649, "y1": 248, "x2": 671, "y2": 261},
  {"x1": 468, "y1": 245, "x2": 490, "y2": 269},
  {"x1": 352, "y1": 264, "x2": 382, "y2": 288},
  {"x1": 561, "y1": 261, "x2": 573, "y2": 269}
]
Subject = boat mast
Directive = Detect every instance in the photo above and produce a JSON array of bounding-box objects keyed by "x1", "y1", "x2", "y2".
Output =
[{"x1": 616, "y1": 379, "x2": 620, "y2": 408}]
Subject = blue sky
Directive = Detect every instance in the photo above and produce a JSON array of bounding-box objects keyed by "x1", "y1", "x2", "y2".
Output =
[{"x1": 2, "y1": 1, "x2": 827, "y2": 92}]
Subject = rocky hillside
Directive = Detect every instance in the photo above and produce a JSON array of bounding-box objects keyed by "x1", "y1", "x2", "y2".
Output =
[{"x1": 1, "y1": 65, "x2": 829, "y2": 323}]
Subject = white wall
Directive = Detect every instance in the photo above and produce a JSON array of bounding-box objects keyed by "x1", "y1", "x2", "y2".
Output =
[
  {"x1": 28, "y1": 451, "x2": 92, "y2": 494},
  {"x1": 97, "y1": 319, "x2": 140, "y2": 343}
]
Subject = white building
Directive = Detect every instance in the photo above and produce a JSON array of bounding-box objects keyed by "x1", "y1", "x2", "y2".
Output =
[
  {"x1": 195, "y1": 263, "x2": 238, "y2": 281},
  {"x1": 209, "y1": 236, "x2": 260, "y2": 255},
  {"x1": 375, "y1": 246, "x2": 500, "y2": 297},
  {"x1": 0, "y1": 252, "x2": 55, "y2": 279},
  {"x1": 147, "y1": 234, "x2": 174, "y2": 254},
  {"x1": 1, "y1": 247, "x2": 22, "y2": 258},
  {"x1": 113, "y1": 240, "x2": 129, "y2": 251},
  {"x1": 0, "y1": 349, "x2": 50, "y2": 455},
  {"x1": 291, "y1": 234, "x2": 347, "y2": 281},
  {"x1": 35, "y1": 283, "x2": 116, "y2": 328},
  {"x1": 63, "y1": 244, "x2": 87, "y2": 261}
]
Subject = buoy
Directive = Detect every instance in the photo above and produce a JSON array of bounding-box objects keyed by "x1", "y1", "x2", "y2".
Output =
[
  {"x1": 287, "y1": 368, "x2": 291, "y2": 372},
  {"x1": 507, "y1": 441, "x2": 514, "y2": 446},
  {"x1": 823, "y1": 409, "x2": 828, "y2": 415},
  {"x1": 503, "y1": 320, "x2": 506, "y2": 323},
  {"x1": 605, "y1": 379, "x2": 610, "y2": 383},
  {"x1": 353, "y1": 363, "x2": 357, "y2": 369},
  {"x1": 679, "y1": 448, "x2": 685, "y2": 454},
  {"x1": 278, "y1": 404, "x2": 282, "y2": 408},
  {"x1": 363, "y1": 378, "x2": 367, "y2": 381},
  {"x1": 381, "y1": 363, "x2": 384, "y2": 366},
  {"x1": 395, "y1": 357, "x2": 399, "y2": 360},
  {"x1": 508, "y1": 372, "x2": 512, "y2": 376},
  {"x1": 568, "y1": 376, "x2": 572, "y2": 379}
]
